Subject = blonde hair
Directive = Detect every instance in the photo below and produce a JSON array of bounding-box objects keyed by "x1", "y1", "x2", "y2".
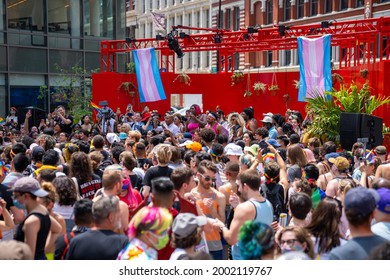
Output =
[
  {"x1": 40, "y1": 182, "x2": 58, "y2": 205},
  {"x1": 128, "y1": 130, "x2": 141, "y2": 142},
  {"x1": 155, "y1": 144, "x2": 172, "y2": 164},
  {"x1": 228, "y1": 112, "x2": 245, "y2": 128}
]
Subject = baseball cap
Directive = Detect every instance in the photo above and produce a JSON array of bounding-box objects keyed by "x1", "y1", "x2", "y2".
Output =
[
  {"x1": 224, "y1": 143, "x2": 244, "y2": 156},
  {"x1": 325, "y1": 152, "x2": 339, "y2": 161},
  {"x1": 376, "y1": 188, "x2": 390, "y2": 214},
  {"x1": 375, "y1": 146, "x2": 387, "y2": 155},
  {"x1": 10, "y1": 177, "x2": 48, "y2": 197},
  {"x1": 328, "y1": 156, "x2": 349, "y2": 171},
  {"x1": 261, "y1": 116, "x2": 273, "y2": 123},
  {"x1": 119, "y1": 132, "x2": 128, "y2": 140},
  {"x1": 267, "y1": 139, "x2": 281, "y2": 148},
  {"x1": 106, "y1": 133, "x2": 120, "y2": 144},
  {"x1": 141, "y1": 112, "x2": 152, "y2": 122},
  {"x1": 344, "y1": 187, "x2": 379, "y2": 216},
  {"x1": 172, "y1": 213, "x2": 207, "y2": 238},
  {"x1": 244, "y1": 144, "x2": 259, "y2": 157},
  {"x1": 32, "y1": 146, "x2": 45, "y2": 159},
  {"x1": 263, "y1": 112, "x2": 273, "y2": 117}
]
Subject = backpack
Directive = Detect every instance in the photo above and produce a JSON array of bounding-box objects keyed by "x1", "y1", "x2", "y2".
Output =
[
  {"x1": 260, "y1": 183, "x2": 287, "y2": 221},
  {"x1": 60, "y1": 231, "x2": 76, "y2": 260}
]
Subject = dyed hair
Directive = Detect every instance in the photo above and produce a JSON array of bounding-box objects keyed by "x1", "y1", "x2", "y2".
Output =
[
  {"x1": 191, "y1": 104, "x2": 202, "y2": 115},
  {"x1": 128, "y1": 207, "x2": 172, "y2": 239},
  {"x1": 238, "y1": 221, "x2": 275, "y2": 260}
]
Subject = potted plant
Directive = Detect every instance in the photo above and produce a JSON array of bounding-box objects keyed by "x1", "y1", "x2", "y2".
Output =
[
  {"x1": 244, "y1": 90, "x2": 252, "y2": 97},
  {"x1": 253, "y1": 82, "x2": 267, "y2": 95},
  {"x1": 360, "y1": 69, "x2": 369, "y2": 79},
  {"x1": 268, "y1": 84, "x2": 279, "y2": 96},
  {"x1": 332, "y1": 73, "x2": 344, "y2": 85},
  {"x1": 119, "y1": 82, "x2": 137, "y2": 98},
  {"x1": 231, "y1": 72, "x2": 244, "y2": 86},
  {"x1": 174, "y1": 73, "x2": 191, "y2": 85},
  {"x1": 293, "y1": 80, "x2": 300, "y2": 89}
]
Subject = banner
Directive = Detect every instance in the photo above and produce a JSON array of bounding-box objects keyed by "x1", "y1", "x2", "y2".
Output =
[
  {"x1": 297, "y1": 34, "x2": 332, "y2": 102},
  {"x1": 151, "y1": 12, "x2": 166, "y2": 34},
  {"x1": 132, "y1": 48, "x2": 166, "y2": 103}
]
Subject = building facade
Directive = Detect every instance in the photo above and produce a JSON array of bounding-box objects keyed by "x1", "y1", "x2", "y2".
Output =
[
  {"x1": 127, "y1": 0, "x2": 390, "y2": 73},
  {"x1": 0, "y1": 0, "x2": 126, "y2": 118}
]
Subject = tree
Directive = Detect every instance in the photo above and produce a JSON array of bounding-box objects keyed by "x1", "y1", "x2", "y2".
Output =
[{"x1": 39, "y1": 65, "x2": 98, "y2": 123}]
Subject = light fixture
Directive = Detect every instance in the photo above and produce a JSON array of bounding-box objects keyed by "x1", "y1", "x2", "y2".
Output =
[
  {"x1": 321, "y1": 21, "x2": 330, "y2": 28},
  {"x1": 278, "y1": 25, "x2": 286, "y2": 36},
  {"x1": 167, "y1": 33, "x2": 184, "y2": 59},
  {"x1": 156, "y1": 34, "x2": 165, "y2": 41},
  {"x1": 214, "y1": 33, "x2": 221, "y2": 44}
]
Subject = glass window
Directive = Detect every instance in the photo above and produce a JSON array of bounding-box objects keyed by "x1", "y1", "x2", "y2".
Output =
[
  {"x1": 85, "y1": 52, "x2": 100, "y2": 72},
  {"x1": 7, "y1": 0, "x2": 44, "y2": 31},
  {"x1": 356, "y1": 0, "x2": 364, "y2": 7},
  {"x1": 49, "y1": 0, "x2": 74, "y2": 35},
  {"x1": 284, "y1": 0, "x2": 291, "y2": 21},
  {"x1": 83, "y1": 0, "x2": 113, "y2": 38},
  {"x1": 266, "y1": 1, "x2": 273, "y2": 25},
  {"x1": 310, "y1": 0, "x2": 318, "y2": 16},
  {"x1": 9, "y1": 47, "x2": 47, "y2": 72},
  {"x1": 234, "y1": 53, "x2": 239, "y2": 70},
  {"x1": 297, "y1": 0, "x2": 304, "y2": 19},
  {"x1": 340, "y1": 0, "x2": 348, "y2": 10},
  {"x1": 49, "y1": 50, "x2": 83, "y2": 73},
  {"x1": 324, "y1": 1, "x2": 333, "y2": 13},
  {"x1": 226, "y1": 9, "x2": 231, "y2": 29},
  {"x1": 218, "y1": 10, "x2": 223, "y2": 28},
  {"x1": 205, "y1": 9, "x2": 210, "y2": 28},
  {"x1": 0, "y1": 2, "x2": 4, "y2": 31},
  {"x1": 0, "y1": 46, "x2": 7, "y2": 71},
  {"x1": 234, "y1": 7, "x2": 240, "y2": 31},
  {"x1": 266, "y1": 51, "x2": 272, "y2": 67},
  {"x1": 284, "y1": 50, "x2": 291, "y2": 66}
]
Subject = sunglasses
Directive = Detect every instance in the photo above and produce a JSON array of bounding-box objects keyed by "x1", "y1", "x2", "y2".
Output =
[
  {"x1": 199, "y1": 173, "x2": 216, "y2": 182},
  {"x1": 279, "y1": 239, "x2": 297, "y2": 246}
]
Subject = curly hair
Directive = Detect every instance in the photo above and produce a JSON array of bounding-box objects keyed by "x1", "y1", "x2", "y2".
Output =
[
  {"x1": 277, "y1": 226, "x2": 315, "y2": 259},
  {"x1": 172, "y1": 227, "x2": 202, "y2": 249},
  {"x1": 36, "y1": 134, "x2": 56, "y2": 150},
  {"x1": 199, "y1": 128, "x2": 216, "y2": 143},
  {"x1": 69, "y1": 152, "x2": 93, "y2": 183},
  {"x1": 238, "y1": 221, "x2": 275, "y2": 260},
  {"x1": 227, "y1": 112, "x2": 245, "y2": 128},
  {"x1": 40, "y1": 182, "x2": 58, "y2": 205},
  {"x1": 88, "y1": 150, "x2": 103, "y2": 171},
  {"x1": 52, "y1": 176, "x2": 77, "y2": 206}
]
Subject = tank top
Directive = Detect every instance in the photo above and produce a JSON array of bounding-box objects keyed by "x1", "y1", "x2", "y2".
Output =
[
  {"x1": 14, "y1": 212, "x2": 51, "y2": 260},
  {"x1": 231, "y1": 199, "x2": 273, "y2": 260},
  {"x1": 190, "y1": 189, "x2": 223, "y2": 252}
]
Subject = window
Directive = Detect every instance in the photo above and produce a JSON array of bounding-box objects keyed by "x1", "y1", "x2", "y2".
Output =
[
  {"x1": 356, "y1": 0, "x2": 364, "y2": 7},
  {"x1": 7, "y1": 0, "x2": 44, "y2": 31},
  {"x1": 9, "y1": 47, "x2": 47, "y2": 72},
  {"x1": 297, "y1": 0, "x2": 304, "y2": 19},
  {"x1": 226, "y1": 9, "x2": 231, "y2": 29},
  {"x1": 310, "y1": 0, "x2": 318, "y2": 16},
  {"x1": 205, "y1": 9, "x2": 210, "y2": 28},
  {"x1": 234, "y1": 7, "x2": 240, "y2": 31},
  {"x1": 284, "y1": 50, "x2": 291, "y2": 66},
  {"x1": 266, "y1": 51, "x2": 273, "y2": 67},
  {"x1": 324, "y1": 1, "x2": 333, "y2": 13},
  {"x1": 49, "y1": 50, "x2": 83, "y2": 73},
  {"x1": 218, "y1": 10, "x2": 223, "y2": 28},
  {"x1": 266, "y1": 1, "x2": 273, "y2": 25},
  {"x1": 49, "y1": 0, "x2": 81, "y2": 37},
  {"x1": 284, "y1": 0, "x2": 291, "y2": 21},
  {"x1": 234, "y1": 53, "x2": 240, "y2": 70},
  {"x1": 340, "y1": 0, "x2": 348, "y2": 10},
  {"x1": 83, "y1": 0, "x2": 114, "y2": 38}
]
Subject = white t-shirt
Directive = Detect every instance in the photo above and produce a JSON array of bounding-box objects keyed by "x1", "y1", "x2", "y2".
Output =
[
  {"x1": 169, "y1": 248, "x2": 187, "y2": 260},
  {"x1": 371, "y1": 222, "x2": 390, "y2": 241}
]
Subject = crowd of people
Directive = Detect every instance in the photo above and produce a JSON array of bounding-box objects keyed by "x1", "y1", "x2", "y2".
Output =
[{"x1": 0, "y1": 102, "x2": 389, "y2": 260}]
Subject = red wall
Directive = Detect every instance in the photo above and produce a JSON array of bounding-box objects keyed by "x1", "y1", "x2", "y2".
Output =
[{"x1": 92, "y1": 62, "x2": 390, "y2": 125}]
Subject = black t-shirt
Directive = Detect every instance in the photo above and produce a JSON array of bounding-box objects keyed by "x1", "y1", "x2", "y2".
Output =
[
  {"x1": 143, "y1": 165, "x2": 173, "y2": 188},
  {"x1": 54, "y1": 114, "x2": 74, "y2": 134},
  {"x1": 0, "y1": 183, "x2": 14, "y2": 218},
  {"x1": 76, "y1": 174, "x2": 102, "y2": 200},
  {"x1": 137, "y1": 158, "x2": 153, "y2": 169},
  {"x1": 65, "y1": 229, "x2": 129, "y2": 260}
]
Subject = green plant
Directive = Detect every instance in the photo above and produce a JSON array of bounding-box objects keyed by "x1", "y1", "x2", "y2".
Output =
[
  {"x1": 231, "y1": 72, "x2": 244, "y2": 86},
  {"x1": 126, "y1": 62, "x2": 135, "y2": 73},
  {"x1": 268, "y1": 84, "x2": 279, "y2": 96},
  {"x1": 39, "y1": 65, "x2": 96, "y2": 123},
  {"x1": 305, "y1": 82, "x2": 390, "y2": 144},
  {"x1": 360, "y1": 69, "x2": 368, "y2": 79},
  {"x1": 244, "y1": 90, "x2": 252, "y2": 97},
  {"x1": 174, "y1": 73, "x2": 191, "y2": 85},
  {"x1": 119, "y1": 82, "x2": 137, "y2": 98},
  {"x1": 253, "y1": 82, "x2": 267, "y2": 94}
]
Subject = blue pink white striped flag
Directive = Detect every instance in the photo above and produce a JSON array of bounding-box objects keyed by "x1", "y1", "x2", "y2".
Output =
[
  {"x1": 132, "y1": 48, "x2": 166, "y2": 103},
  {"x1": 297, "y1": 34, "x2": 332, "y2": 102}
]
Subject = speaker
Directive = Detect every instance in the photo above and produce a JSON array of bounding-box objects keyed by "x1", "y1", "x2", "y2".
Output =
[{"x1": 339, "y1": 112, "x2": 383, "y2": 151}]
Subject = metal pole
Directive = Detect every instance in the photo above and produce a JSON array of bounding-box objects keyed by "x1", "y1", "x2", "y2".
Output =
[{"x1": 216, "y1": 0, "x2": 222, "y2": 73}]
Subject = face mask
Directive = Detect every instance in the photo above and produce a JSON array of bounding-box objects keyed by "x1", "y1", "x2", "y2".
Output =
[
  {"x1": 13, "y1": 199, "x2": 26, "y2": 210},
  {"x1": 11, "y1": 110, "x2": 16, "y2": 114},
  {"x1": 281, "y1": 243, "x2": 305, "y2": 254},
  {"x1": 148, "y1": 231, "x2": 169, "y2": 250}
]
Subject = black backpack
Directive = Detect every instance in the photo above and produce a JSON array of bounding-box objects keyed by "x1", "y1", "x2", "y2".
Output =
[{"x1": 260, "y1": 183, "x2": 287, "y2": 221}]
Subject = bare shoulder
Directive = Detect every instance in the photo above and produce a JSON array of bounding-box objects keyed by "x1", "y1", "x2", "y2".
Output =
[{"x1": 215, "y1": 189, "x2": 226, "y2": 199}]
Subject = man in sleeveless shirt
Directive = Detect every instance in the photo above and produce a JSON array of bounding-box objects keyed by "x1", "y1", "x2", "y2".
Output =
[
  {"x1": 190, "y1": 160, "x2": 226, "y2": 260},
  {"x1": 213, "y1": 169, "x2": 273, "y2": 260}
]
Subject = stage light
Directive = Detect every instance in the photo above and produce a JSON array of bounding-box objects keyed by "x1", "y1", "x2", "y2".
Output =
[
  {"x1": 247, "y1": 27, "x2": 255, "y2": 34},
  {"x1": 244, "y1": 33, "x2": 249, "y2": 40},
  {"x1": 179, "y1": 32, "x2": 187, "y2": 39},
  {"x1": 321, "y1": 21, "x2": 330, "y2": 28},
  {"x1": 214, "y1": 33, "x2": 221, "y2": 43},
  {"x1": 156, "y1": 34, "x2": 165, "y2": 41},
  {"x1": 278, "y1": 25, "x2": 286, "y2": 36},
  {"x1": 167, "y1": 33, "x2": 184, "y2": 59}
]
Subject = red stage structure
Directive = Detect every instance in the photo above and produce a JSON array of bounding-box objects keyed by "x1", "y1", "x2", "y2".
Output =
[{"x1": 93, "y1": 17, "x2": 390, "y2": 124}]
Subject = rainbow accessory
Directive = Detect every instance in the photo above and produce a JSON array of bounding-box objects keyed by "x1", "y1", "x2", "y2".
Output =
[
  {"x1": 90, "y1": 101, "x2": 101, "y2": 112},
  {"x1": 0, "y1": 117, "x2": 4, "y2": 124},
  {"x1": 127, "y1": 206, "x2": 172, "y2": 239},
  {"x1": 264, "y1": 172, "x2": 279, "y2": 184},
  {"x1": 262, "y1": 153, "x2": 275, "y2": 163},
  {"x1": 0, "y1": 161, "x2": 10, "y2": 177}
]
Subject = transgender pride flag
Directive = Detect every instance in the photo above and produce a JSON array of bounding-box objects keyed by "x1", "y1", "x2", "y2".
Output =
[
  {"x1": 133, "y1": 48, "x2": 166, "y2": 103},
  {"x1": 297, "y1": 35, "x2": 332, "y2": 102}
]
